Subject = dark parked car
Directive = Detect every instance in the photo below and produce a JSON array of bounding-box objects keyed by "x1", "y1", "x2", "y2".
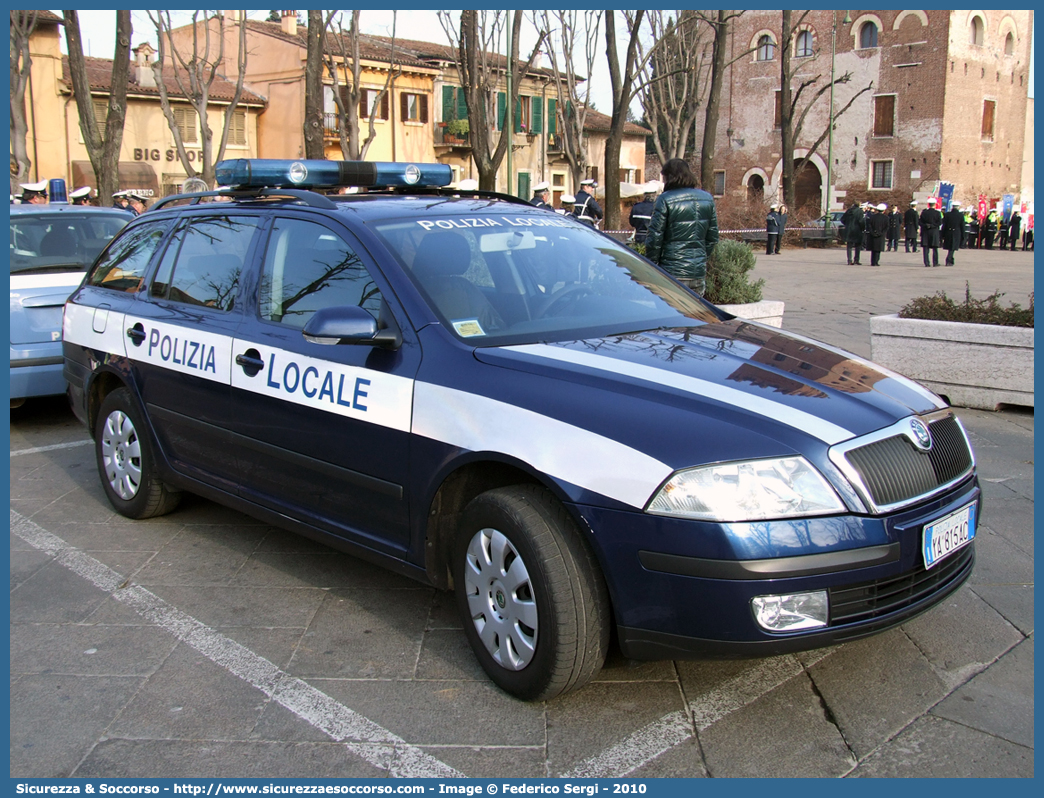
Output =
[{"x1": 63, "y1": 160, "x2": 978, "y2": 700}]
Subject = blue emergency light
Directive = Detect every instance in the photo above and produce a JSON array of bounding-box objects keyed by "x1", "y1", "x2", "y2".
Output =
[
  {"x1": 214, "y1": 159, "x2": 454, "y2": 190},
  {"x1": 49, "y1": 178, "x2": 69, "y2": 204}
]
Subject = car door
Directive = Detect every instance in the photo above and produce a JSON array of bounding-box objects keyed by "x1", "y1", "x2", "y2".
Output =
[
  {"x1": 229, "y1": 214, "x2": 420, "y2": 556},
  {"x1": 130, "y1": 212, "x2": 265, "y2": 491}
]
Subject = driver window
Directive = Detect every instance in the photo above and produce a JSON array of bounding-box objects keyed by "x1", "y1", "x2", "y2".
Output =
[{"x1": 260, "y1": 218, "x2": 382, "y2": 328}]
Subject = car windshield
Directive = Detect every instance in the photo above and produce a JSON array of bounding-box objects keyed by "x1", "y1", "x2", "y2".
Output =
[
  {"x1": 372, "y1": 214, "x2": 722, "y2": 345},
  {"x1": 10, "y1": 213, "x2": 129, "y2": 275}
]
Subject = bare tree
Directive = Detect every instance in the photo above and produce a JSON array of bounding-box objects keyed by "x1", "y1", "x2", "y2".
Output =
[
  {"x1": 603, "y1": 10, "x2": 647, "y2": 229},
  {"x1": 303, "y1": 10, "x2": 325, "y2": 159},
  {"x1": 10, "y1": 10, "x2": 39, "y2": 193},
  {"x1": 149, "y1": 11, "x2": 249, "y2": 188},
  {"x1": 699, "y1": 10, "x2": 752, "y2": 191},
  {"x1": 779, "y1": 10, "x2": 872, "y2": 210},
  {"x1": 324, "y1": 11, "x2": 399, "y2": 161},
  {"x1": 63, "y1": 10, "x2": 132, "y2": 207},
  {"x1": 438, "y1": 10, "x2": 548, "y2": 191},
  {"x1": 539, "y1": 11, "x2": 601, "y2": 190},
  {"x1": 639, "y1": 11, "x2": 709, "y2": 166}
]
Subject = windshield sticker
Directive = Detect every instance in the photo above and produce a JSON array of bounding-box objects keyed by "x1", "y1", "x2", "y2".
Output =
[{"x1": 452, "y1": 319, "x2": 486, "y2": 337}]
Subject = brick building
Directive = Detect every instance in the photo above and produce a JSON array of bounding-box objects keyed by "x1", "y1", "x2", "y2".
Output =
[{"x1": 676, "y1": 9, "x2": 1032, "y2": 224}]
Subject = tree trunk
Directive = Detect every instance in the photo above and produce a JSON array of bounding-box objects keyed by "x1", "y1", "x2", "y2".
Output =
[
  {"x1": 10, "y1": 11, "x2": 37, "y2": 192},
  {"x1": 779, "y1": 10, "x2": 796, "y2": 209},
  {"x1": 700, "y1": 10, "x2": 728, "y2": 191},
  {"x1": 64, "y1": 10, "x2": 131, "y2": 206},
  {"x1": 304, "y1": 10, "x2": 325, "y2": 159},
  {"x1": 603, "y1": 11, "x2": 644, "y2": 230}
]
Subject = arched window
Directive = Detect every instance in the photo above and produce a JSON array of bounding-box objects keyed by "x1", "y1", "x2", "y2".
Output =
[
  {"x1": 757, "y1": 34, "x2": 776, "y2": 61},
  {"x1": 859, "y1": 22, "x2": 878, "y2": 48},
  {"x1": 795, "y1": 30, "x2": 814, "y2": 58},
  {"x1": 970, "y1": 17, "x2": 984, "y2": 46},
  {"x1": 1004, "y1": 32, "x2": 1014, "y2": 55}
]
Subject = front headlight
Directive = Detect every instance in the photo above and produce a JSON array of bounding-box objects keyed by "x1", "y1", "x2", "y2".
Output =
[{"x1": 646, "y1": 456, "x2": 845, "y2": 522}]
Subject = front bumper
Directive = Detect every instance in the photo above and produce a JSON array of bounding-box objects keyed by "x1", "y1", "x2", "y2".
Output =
[{"x1": 575, "y1": 476, "x2": 979, "y2": 660}]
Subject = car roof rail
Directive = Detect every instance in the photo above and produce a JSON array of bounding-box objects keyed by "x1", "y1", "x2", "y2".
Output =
[
  {"x1": 149, "y1": 187, "x2": 337, "y2": 213},
  {"x1": 338, "y1": 185, "x2": 533, "y2": 207}
]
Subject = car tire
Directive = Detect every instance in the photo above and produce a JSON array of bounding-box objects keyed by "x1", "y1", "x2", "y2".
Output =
[
  {"x1": 454, "y1": 485, "x2": 610, "y2": 701},
  {"x1": 95, "y1": 387, "x2": 181, "y2": 519}
]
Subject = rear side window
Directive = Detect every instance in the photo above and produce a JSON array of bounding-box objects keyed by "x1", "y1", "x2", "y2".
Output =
[
  {"x1": 150, "y1": 215, "x2": 261, "y2": 311},
  {"x1": 85, "y1": 220, "x2": 170, "y2": 292},
  {"x1": 259, "y1": 217, "x2": 382, "y2": 328}
]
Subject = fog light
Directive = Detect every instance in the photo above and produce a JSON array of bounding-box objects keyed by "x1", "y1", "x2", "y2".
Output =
[{"x1": 751, "y1": 590, "x2": 828, "y2": 632}]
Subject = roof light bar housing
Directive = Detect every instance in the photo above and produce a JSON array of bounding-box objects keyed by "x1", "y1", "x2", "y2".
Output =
[{"x1": 215, "y1": 159, "x2": 453, "y2": 190}]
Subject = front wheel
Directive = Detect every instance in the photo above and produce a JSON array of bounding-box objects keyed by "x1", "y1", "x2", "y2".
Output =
[
  {"x1": 95, "y1": 387, "x2": 181, "y2": 519},
  {"x1": 454, "y1": 485, "x2": 610, "y2": 701}
]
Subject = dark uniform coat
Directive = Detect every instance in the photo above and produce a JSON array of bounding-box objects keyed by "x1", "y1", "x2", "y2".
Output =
[
  {"x1": 629, "y1": 199, "x2": 655, "y2": 243},
  {"x1": 867, "y1": 211, "x2": 889, "y2": 252},
  {"x1": 919, "y1": 207, "x2": 943, "y2": 248},
  {"x1": 887, "y1": 210, "x2": 902, "y2": 239},
  {"x1": 941, "y1": 208, "x2": 966, "y2": 251},
  {"x1": 903, "y1": 208, "x2": 919, "y2": 238},
  {"x1": 841, "y1": 205, "x2": 865, "y2": 244},
  {"x1": 573, "y1": 189, "x2": 603, "y2": 226}
]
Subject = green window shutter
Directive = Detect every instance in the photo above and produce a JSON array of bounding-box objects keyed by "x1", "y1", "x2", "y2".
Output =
[
  {"x1": 548, "y1": 98, "x2": 557, "y2": 136},
  {"x1": 456, "y1": 88, "x2": 468, "y2": 122},
  {"x1": 442, "y1": 85, "x2": 456, "y2": 121},
  {"x1": 497, "y1": 92, "x2": 506, "y2": 130},
  {"x1": 517, "y1": 172, "x2": 530, "y2": 199},
  {"x1": 514, "y1": 96, "x2": 523, "y2": 133},
  {"x1": 532, "y1": 97, "x2": 543, "y2": 135}
]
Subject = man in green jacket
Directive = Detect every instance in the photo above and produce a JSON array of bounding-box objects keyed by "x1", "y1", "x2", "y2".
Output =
[{"x1": 644, "y1": 159, "x2": 719, "y2": 296}]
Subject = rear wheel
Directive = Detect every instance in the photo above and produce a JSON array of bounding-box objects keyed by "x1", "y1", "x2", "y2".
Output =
[
  {"x1": 95, "y1": 387, "x2": 181, "y2": 519},
  {"x1": 454, "y1": 485, "x2": 610, "y2": 700}
]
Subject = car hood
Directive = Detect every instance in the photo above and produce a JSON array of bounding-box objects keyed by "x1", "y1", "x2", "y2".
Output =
[{"x1": 474, "y1": 320, "x2": 944, "y2": 449}]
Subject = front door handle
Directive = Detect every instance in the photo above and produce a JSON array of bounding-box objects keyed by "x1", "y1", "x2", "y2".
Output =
[
  {"x1": 236, "y1": 349, "x2": 264, "y2": 377},
  {"x1": 126, "y1": 323, "x2": 146, "y2": 346}
]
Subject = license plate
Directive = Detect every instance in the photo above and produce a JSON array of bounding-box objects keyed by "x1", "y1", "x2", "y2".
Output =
[{"x1": 922, "y1": 502, "x2": 976, "y2": 569}]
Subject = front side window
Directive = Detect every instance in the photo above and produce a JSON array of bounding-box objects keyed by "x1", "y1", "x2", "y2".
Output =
[
  {"x1": 11, "y1": 213, "x2": 130, "y2": 274},
  {"x1": 86, "y1": 219, "x2": 170, "y2": 292},
  {"x1": 757, "y1": 34, "x2": 776, "y2": 61},
  {"x1": 260, "y1": 218, "x2": 382, "y2": 328},
  {"x1": 859, "y1": 22, "x2": 878, "y2": 49},
  {"x1": 151, "y1": 215, "x2": 261, "y2": 310}
]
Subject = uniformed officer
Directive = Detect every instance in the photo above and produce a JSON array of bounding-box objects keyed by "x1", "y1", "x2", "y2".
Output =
[
  {"x1": 558, "y1": 194, "x2": 575, "y2": 216},
  {"x1": 530, "y1": 181, "x2": 552, "y2": 209},
  {"x1": 904, "y1": 200, "x2": 919, "y2": 253},
  {"x1": 942, "y1": 201, "x2": 966, "y2": 267},
  {"x1": 19, "y1": 180, "x2": 48, "y2": 204},
  {"x1": 573, "y1": 179, "x2": 603, "y2": 228},
  {"x1": 69, "y1": 186, "x2": 93, "y2": 205},
  {"x1": 126, "y1": 191, "x2": 148, "y2": 215},
  {"x1": 112, "y1": 190, "x2": 130, "y2": 210},
  {"x1": 919, "y1": 197, "x2": 943, "y2": 267},
  {"x1": 629, "y1": 188, "x2": 656, "y2": 244}
]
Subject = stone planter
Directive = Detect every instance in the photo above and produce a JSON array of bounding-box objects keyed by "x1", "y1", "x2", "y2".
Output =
[
  {"x1": 716, "y1": 299, "x2": 785, "y2": 328},
  {"x1": 870, "y1": 314, "x2": 1034, "y2": 410}
]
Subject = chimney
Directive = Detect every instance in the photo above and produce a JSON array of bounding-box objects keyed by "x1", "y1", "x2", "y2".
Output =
[
  {"x1": 281, "y1": 11, "x2": 297, "y2": 36},
  {"x1": 133, "y1": 42, "x2": 156, "y2": 89}
]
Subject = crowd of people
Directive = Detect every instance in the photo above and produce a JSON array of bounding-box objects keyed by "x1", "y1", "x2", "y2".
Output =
[
  {"x1": 839, "y1": 197, "x2": 1032, "y2": 267},
  {"x1": 12, "y1": 179, "x2": 149, "y2": 214}
]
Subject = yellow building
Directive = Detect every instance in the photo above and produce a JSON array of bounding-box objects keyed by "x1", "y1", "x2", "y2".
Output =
[{"x1": 15, "y1": 13, "x2": 265, "y2": 199}]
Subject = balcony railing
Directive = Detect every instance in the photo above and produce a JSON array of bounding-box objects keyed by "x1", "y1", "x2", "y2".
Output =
[
  {"x1": 435, "y1": 125, "x2": 471, "y2": 147},
  {"x1": 323, "y1": 113, "x2": 340, "y2": 139},
  {"x1": 547, "y1": 133, "x2": 563, "y2": 153}
]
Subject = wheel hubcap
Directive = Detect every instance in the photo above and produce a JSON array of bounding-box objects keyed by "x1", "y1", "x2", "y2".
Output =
[
  {"x1": 463, "y1": 528, "x2": 538, "y2": 671},
  {"x1": 100, "y1": 409, "x2": 143, "y2": 501}
]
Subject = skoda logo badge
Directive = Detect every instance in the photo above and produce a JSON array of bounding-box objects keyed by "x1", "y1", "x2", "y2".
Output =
[{"x1": 910, "y1": 418, "x2": 932, "y2": 451}]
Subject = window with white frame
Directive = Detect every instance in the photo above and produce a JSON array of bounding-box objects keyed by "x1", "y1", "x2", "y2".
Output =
[
  {"x1": 361, "y1": 88, "x2": 388, "y2": 120},
  {"x1": 400, "y1": 92, "x2": 428, "y2": 123},
  {"x1": 757, "y1": 34, "x2": 776, "y2": 61},
  {"x1": 713, "y1": 170, "x2": 726, "y2": 197},
  {"x1": 859, "y1": 21, "x2": 878, "y2": 49},
  {"x1": 871, "y1": 160, "x2": 893, "y2": 189},
  {"x1": 970, "y1": 16, "x2": 984, "y2": 46},
  {"x1": 228, "y1": 109, "x2": 246, "y2": 146}
]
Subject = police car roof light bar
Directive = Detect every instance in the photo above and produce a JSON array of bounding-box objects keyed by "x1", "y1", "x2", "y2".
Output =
[
  {"x1": 49, "y1": 178, "x2": 69, "y2": 204},
  {"x1": 215, "y1": 159, "x2": 453, "y2": 190}
]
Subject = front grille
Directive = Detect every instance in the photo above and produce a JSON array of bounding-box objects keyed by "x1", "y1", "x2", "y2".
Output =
[
  {"x1": 829, "y1": 544, "x2": 972, "y2": 625},
  {"x1": 844, "y1": 415, "x2": 973, "y2": 508}
]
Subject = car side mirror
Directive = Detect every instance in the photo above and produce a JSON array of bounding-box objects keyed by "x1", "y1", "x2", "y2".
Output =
[{"x1": 302, "y1": 305, "x2": 401, "y2": 349}]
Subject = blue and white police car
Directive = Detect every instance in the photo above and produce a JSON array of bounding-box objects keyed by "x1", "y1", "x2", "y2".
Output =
[
  {"x1": 10, "y1": 179, "x2": 132, "y2": 407},
  {"x1": 63, "y1": 159, "x2": 978, "y2": 700}
]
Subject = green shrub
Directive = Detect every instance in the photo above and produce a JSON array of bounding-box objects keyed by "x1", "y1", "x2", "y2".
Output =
[
  {"x1": 898, "y1": 283, "x2": 1033, "y2": 328},
  {"x1": 704, "y1": 239, "x2": 764, "y2": 304}
]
